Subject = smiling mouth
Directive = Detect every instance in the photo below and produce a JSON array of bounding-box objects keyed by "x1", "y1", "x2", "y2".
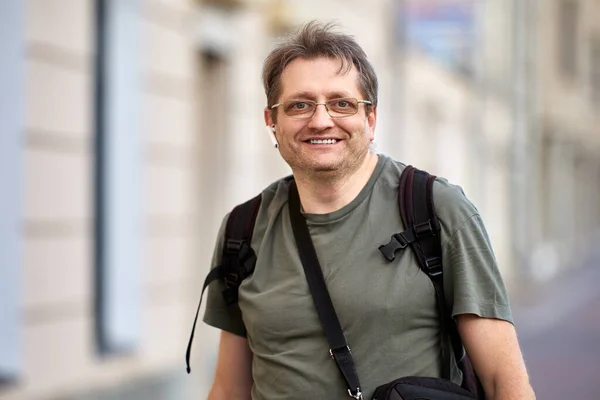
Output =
[{"x1": 305, "y1": 139, "x2": 339, "y2": 144}]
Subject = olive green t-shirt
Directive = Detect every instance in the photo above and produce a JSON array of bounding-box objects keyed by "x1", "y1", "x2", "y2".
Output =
[{"x1": 203, "y1": 154, "x2": 512, "y2": 399}]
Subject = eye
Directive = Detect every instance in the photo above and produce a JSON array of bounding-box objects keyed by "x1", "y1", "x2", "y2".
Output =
[
  {"x1": 289, "y1": 101, "x2": 309, "y2": 110},
  {"x1": 336, "y1": 100, "x2": 350, "y2": 108}
]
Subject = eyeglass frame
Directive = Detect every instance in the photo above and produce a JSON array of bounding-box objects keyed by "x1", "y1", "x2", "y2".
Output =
[{"x1": 270, "y1": 97, "x2": 373, "y2": 119}]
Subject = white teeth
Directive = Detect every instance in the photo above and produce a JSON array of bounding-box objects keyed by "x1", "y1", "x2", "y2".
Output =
[{"x1": 309, "y1": 139, "x2": 338, "y2": 144}]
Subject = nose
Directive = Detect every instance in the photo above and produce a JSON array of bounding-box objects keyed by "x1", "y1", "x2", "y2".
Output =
[{"x1": 307, "y1": 103, "x2": 335, "y2": 130}]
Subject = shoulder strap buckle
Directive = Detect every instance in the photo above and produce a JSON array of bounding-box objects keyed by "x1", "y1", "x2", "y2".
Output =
[
  {"x1": 424, "y1": 256, "x2": 442, "y2": 277},
  {"x1": 413, "y1": 219, "x2": 436, "y2": 238},
  {"x1": 223, "y1": 238, "x2": 256, "y2": 284},
  {"x1": 378, "y1": 232, "x2": 410, "y2": 261},
  {"x1": 226, "y1": 238, "x2": 245, "y2": 254}
]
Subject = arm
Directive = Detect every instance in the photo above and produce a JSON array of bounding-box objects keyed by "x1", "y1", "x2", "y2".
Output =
[
  {"x1": 207, "y1": 331, "x2": 254, "y2": 400},
  {"x1": 456, "y1": 314, "x2": 535, "y2": 400}
]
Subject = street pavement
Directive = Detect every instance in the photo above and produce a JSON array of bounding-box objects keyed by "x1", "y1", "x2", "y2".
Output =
[{"x1": 511, "y1": 257, "x2": 600, "y2": 399}]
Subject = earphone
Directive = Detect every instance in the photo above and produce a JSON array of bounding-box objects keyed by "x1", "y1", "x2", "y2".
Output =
[{"x1": 266, "y1": 125, "x2": 279, "y2": 149}]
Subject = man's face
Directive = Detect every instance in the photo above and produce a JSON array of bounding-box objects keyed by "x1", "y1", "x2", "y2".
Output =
[{"x1": 265, "y1": 57, "x2": 376, "y2": 177}]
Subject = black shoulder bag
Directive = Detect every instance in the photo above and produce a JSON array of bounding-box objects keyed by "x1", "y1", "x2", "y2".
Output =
[{"x1": 288, "y1": 180, "x2": 477, "y2": 400}]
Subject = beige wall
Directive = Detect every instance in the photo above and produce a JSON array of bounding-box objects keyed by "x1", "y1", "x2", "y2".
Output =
[
  {"x1": 139, "y1": 0, "x2": 200, "y2": 382},
  {"x1": 16, "y1": 0, "x2": 95, "y2": 398},
  {"x1": 1, "y1": 1, "x2": 203, "y2": 399},
  {"x1": 537, "y1": 0, "x2": 600, "y2": 145}
]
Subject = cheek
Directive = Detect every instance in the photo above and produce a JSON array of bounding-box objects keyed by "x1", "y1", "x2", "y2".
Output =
[
  {"x1": 346, "y1": 121, "x2": 370, "y2": 138},
  {"x1": 279, "y1": 122, "x2": 305, "y2": 139}
]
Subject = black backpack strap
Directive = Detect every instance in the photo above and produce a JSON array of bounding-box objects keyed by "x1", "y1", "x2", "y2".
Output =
[
  {"x1": 398, "y1": 167, "x2": 442, "y2": 277},
  {"x1": 400, "y1": 167, "x2": 455, "y2": 380},
  {"x1": 185, "y1": 194, "x2": 262, "y2": 373},
  {"x1": 378, "y1": 166, "x2": 459, "y2": 380},
  {"x1": 221, "y1": 194, "x2": 262, "y2": 305},
  {"x1": 378, "y1": 166, "x2": 440, "y2": 267},
  {"x1": 401, "y1": 168, "x2": 484, "y2": 398}
]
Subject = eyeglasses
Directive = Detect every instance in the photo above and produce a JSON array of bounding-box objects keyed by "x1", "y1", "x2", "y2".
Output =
[{"x1": 270, "y1": 97, "x2": 372, "y2": 119}]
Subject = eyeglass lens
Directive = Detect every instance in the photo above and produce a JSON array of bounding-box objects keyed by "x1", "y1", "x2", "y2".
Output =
[{"x1": 283, "y1": 98, "x2": 360, "y2": 118}]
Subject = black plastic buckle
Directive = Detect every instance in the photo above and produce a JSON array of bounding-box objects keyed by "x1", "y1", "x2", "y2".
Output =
[
  {"x1": 226, "y1": 239, "x2": 245, "y2": 255},
  {"x1": 413, "y1": 220, "x2": 435, "y2": 238},
  {"x1": 224, "y1": 269, "x2": 240, "y2": 288},
  {"x1": 424, "y1": 256, "x2": 442, "y2": 277},
  {"x1": 223, "y1": 239, "x2": 255, "y2": 288},
  {"x1": 378, "y1": 233, "x2": 409, "y2": 261},
  {"x1": 226, "y1": 238, "x2": 254, "y2": 270}
]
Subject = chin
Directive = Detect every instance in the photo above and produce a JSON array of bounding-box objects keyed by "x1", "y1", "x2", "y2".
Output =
[
  {"x1": 312, "y1": 166, "x2": 338, "y2": 173},
  {"x1": 283, "y1": 151, "x2": 344, "y2": 174},
  {"x1": 291, "y1": 161, "x2": 337, "y2": 175},
  {"x1": 308, "y1": 157, "x2": 340, "y2": 171}
]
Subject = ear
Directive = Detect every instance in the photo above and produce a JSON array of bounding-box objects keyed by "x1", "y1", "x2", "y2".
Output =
[
  {"x1": 367, "y1": 107, "x2": 377, "y2": 141},
  {"x1": 264, "y1": 107, "x2": 275, "y2": 127}
]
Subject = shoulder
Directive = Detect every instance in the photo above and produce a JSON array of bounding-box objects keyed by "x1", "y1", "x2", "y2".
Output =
[
  {"x1": 372, "y1": 154, "x2": 407, "y2": 192},
  {"x1": 258, "y1": 175, "x2": 294, "y2": 211},
  {"x1": 225, "y1": 175, "x2": 294, "y2": 216},
  {"x1": 376, "y1": 155, "x2": 477, "y2": 222},
  {"x1": 220, "y1": 176, "x2": 294, "y2": 250},
  {"x1": 215, "y1": 175, "x2": 292, "y2": 238},
  {"x1": 432, "y1": 176, "x2": 479, "y2": 222},
  {"x1": 430, "y1": 176, "x2": 486, "y2": 249},
  {"x1": 377, "y1": 154, "x2": 482, "y2": 245}
]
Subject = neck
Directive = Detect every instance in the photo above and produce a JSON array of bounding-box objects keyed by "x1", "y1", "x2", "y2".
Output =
[{"x1": 293, "y1": 152, "x2": 379, "y2": 214}]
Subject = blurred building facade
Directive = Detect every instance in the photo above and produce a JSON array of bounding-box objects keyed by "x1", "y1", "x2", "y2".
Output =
[
  {"x1": 395, "y1": 0, "x2": 600, "y2": 286},
  {"x1": 531, "y1": 0, "x2": 600, "y2": 280},
  {"x1": 1, "y1": 0, "x2": 599, "y2": 399},
  {"x1": 2, "y1": 0, "x2": 206, "y2": 399}
]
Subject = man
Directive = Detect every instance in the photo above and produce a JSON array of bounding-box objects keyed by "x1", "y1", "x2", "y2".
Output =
[{"x1": 203, "y1": 21, "x2": 535, "y2": 399}]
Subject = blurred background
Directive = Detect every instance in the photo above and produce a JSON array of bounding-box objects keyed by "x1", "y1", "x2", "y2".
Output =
[{"x1": 1, "y1": 0, "x2": 599, "y2": 399}]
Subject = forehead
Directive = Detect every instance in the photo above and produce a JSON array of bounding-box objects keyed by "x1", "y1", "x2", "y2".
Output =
[{"x1": 279, "y1": 57, "x2": 361, "y2": 99}]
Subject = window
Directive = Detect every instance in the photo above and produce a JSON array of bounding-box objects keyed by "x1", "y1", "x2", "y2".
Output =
[
  {"x1": 94, "y1": 0, "x2": 142, "y2": 354},
  {"x1": 558, "y1": 0, "x2": 579, "y2": 79},
  {"x1": 0, "y1": 0, "x2": 24, "y2": 382}
]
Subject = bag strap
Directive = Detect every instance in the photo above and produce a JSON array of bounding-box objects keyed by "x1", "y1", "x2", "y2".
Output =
[
  {"x1": 185, "y1": 194, "x2": 262, "y2": 373},
  {"x1": 380, "y1": 166, "x2": 463, "y2": 380},
  {"x1": 221, "y1": 194, "x2": 263, "y2": 305},
  {"x1": 382, "y1": 167, "x2": 484, "y2": 397},
  {"x1": 288, "y1": 181, "x2": 364, "y2": 400},
  {"x1": 404, "y1": 167, "x2": 467, "y2": 380},
  {"x1": 400, "y1": 167, "x2": 453, "y2": 380}
]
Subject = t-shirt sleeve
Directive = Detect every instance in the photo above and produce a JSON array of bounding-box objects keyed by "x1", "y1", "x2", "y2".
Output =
[
  {"x1": 202, "y1": 213, "x2": 248, "y2": 337},
  {"x1": 434, "y1": 181, "x2": 514, "y2": 324}
]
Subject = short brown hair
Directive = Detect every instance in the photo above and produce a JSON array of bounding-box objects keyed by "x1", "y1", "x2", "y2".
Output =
[{"x1": 262, "y1": 21, "x2": 378, "y2": 120}]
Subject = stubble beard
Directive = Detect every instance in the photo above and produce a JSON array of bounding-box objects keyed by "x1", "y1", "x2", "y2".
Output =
[{"x1": 286, "y1": 126, "x2": 371, "y2": 181}]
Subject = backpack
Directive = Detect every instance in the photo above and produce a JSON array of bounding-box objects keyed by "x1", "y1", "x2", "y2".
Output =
[{"x1": 185, "y1": 166, "x2": 484, "y2": 399}]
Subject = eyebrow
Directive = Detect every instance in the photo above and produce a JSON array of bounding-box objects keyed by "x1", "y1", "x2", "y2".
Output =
[{"x1": 285, "y1": 91, "x2": 354, "y2": 100}]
